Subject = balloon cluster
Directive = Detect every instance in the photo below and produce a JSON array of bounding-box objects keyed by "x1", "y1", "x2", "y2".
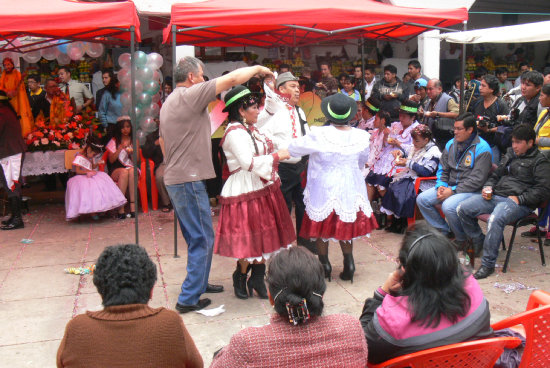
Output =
[
  {"x1": 117, "y1": 51, "x2": 164, "y2": 144},
  {"x1": 20, "y1": 40, "x2": 104, "y2": 65}
]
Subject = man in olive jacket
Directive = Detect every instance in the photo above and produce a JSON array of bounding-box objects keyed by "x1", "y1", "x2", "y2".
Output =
[{"x1": 458, "y1": 124, "x2": 550, "y2": 279}]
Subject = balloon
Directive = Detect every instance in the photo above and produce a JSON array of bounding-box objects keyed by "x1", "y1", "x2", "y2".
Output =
[
  {"x1": 67, "y1": 42, "x2": 85, "y2": 60},
  {"x1": 152, "y1": 70, "x2": 161, "y2": 84},
  {"x1": 133, "y1": 106, "x2": 143, "y2": 121},
  {"x1": 133, "y1": 80, "x2": 144, "y2": 94},
  {"x1": 86, "y1": 43, "x2": 104, "y2": 58},
  {"x1": 144, "y1": 103, "x2": 160, "y2": 118},
  {"x1": 120, "y1": 92, "x2": 132, "y2": 108},
  {"x1": 137, "y1": 130, "x2": 147, "y2": 146},
  {"x1": 134, "y1": 51, "x2": 148, "y2": 68},
  {"x1": 137, "y1": 92, "x2": 152, "y2": 107},
  {"x1": 117, "y1": 67, "x2": 131, "y2": 85},
  {"x1": 137, "y1": 66, "x2": 154, "y2": 83},
  {"x1": 151, "y1": 93, "x2": 161, "y2": 104},
  {"x1": 146, "y1": 53, "x2": 164, "y2": 69},
  {"x1": 143, "y1": 80, "x2": 160, "y2": 96},
  {"x1": 42, "y1": 47, "x2": 59, "y2": 61},
  {"x1": 57, "y1": 53, "x2": 71, "y2": 65},
  {"x1": 140, "y1": 117, "x2": 157, "y2": 133},
  {"x1": 22, "y1": 50, "x2": 41, "y2": 64},
  {"x1": 118, "y1": 53, "x2": 131, "y2": 69},
  {"x1": 57, "y1": 41, "x2": 69, "y2": 54}
]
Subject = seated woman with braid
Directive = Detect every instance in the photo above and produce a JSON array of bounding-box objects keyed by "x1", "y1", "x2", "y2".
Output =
[
  {"x1": 360, "y1": 222, "x2": 493, "y2": 365},
  {"x1": 211, "y1": 246, "x2": 368, "y2": 367}
]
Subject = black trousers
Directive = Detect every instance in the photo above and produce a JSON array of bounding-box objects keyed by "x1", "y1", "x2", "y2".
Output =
[{"x1": 278, "y1": 162, "x2": 306, "y2": 237}]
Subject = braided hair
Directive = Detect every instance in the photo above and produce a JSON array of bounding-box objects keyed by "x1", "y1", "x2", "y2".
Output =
[{"x1": 226, "y1": 93, "x2": 261, "y2": 155}]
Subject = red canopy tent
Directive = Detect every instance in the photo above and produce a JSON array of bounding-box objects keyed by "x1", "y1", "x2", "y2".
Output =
[
  {"x1": 0, "y1": 0, "x2": 143, "y2": 243},
  {"x1": 0, "y1": 0, "x2": 141, "y2": 53},
  {"x1": 164, "y1": 0, "x2": 467, "y2": 47}
]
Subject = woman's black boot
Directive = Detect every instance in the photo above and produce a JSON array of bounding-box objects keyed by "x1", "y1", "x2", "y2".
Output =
[
  {"x1": 232, "y1": 263, "x2": 248, "y2": 299},
  {"x1": 318, "y1": 254, "x2": 332, "y2": 281},
  {"x1": 247, "y1": 264, "x2": 268, "y2": 299},
  {"x1": 339, "y1": 253, "x2": 356, "y2": 283}
]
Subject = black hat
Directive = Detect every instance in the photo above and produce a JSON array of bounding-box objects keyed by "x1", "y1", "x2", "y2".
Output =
[
  {"x1": 321, "y1": 93, "x2": 358, "y2": 125},
  {"x1": 222, "y1": 85, "x2": 252, "y2": 113},
  {"x1": 364, "y1": 96, "x2": 381, "y2": 114}
]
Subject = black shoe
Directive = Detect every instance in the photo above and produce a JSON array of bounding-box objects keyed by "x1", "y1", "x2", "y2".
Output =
[
  {"x1": 1, "y1": 216, "x2": 13, "y2": 226},
  {"x1": 474, "y1": 266, "x2": 494, "y2": 280},
  {"x1": 521, "y1": 227, "x2": 547, "y2": 238},
  {"x1": 389, "y1": 218, "x2": 407, "y2": 234},
  {"x1": 318, "y1": 254, "x2": 332, "y2": 282},
  {"x1": 247, "y1": 264, "x2": 268, "y2": 299},
  {"x1": 339, "y1": 253, "x2": 355, "y2": 283},
  {"x1": 232, "y1": 263, "x2": 249, "y2": 299},
  {"x1": 298, "y1": 237, "x2": 317, "y2": 255},
  {"x1": 1, "y1": 216, "x2": 24, "y2": 230},
  {"x1": 117, "y1": 213, "x2": 126, "y2": 220},
  {"x1": 1, "y1": 197, "x2": 23, "y2": 230},
  {"x1": 175, "y1": 298, "x2": 212, "y2": 313},
  {"x1": 205, "y1": 284, "x2": 224, "y2": 293},
  {"x1": 446, "y1": 231, "x2": 455, "y2": 240}
]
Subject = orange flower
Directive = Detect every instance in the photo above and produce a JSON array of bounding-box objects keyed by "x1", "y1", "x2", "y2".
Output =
[
  {"x1": 55, "y1": 132, "x2": 63, "y2": 140},
  {"x1": 63, "y1": 134, "x2": 70, "y2": 141},
  {"x1": 34, "y1": 131, "x2": 44, "y2": 137}
]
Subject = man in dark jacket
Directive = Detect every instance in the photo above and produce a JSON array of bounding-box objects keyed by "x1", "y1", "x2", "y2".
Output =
[
  {"x1": 458, "y1": 124, "x2": 550, "y2": 279},
  {"x1": 371, "y1": 64, "x2": 408, "y2": 120},
  {"x1": 417, "y1": 113, "x2": 493, "y2": 244}
]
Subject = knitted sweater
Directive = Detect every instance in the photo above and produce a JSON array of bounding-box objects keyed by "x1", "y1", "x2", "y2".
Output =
[{"x1": 57, "y1": 304, "x2": 203, "y2": 368}]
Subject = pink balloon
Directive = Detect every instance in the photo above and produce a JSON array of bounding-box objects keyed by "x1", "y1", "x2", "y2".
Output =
[{"x1": 118, "y1": 53, "x2": 131, "y2": 69}]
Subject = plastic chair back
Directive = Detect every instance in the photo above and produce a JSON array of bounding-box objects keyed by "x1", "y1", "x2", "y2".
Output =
[
  {"x1": 367, "y1": 337, "x2": 521, "y2": 368},
  {"x1": 491, "y1": 290, "x2": 550, "y2": 368}
]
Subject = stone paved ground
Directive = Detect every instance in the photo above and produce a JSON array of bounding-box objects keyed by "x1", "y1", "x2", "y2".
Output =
[{"x1": 1, "y1": 187, "x2": 549, "y2": 367}]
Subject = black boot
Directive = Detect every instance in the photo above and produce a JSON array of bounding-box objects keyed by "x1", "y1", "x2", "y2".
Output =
[
  {"x1": 339, "y1": 253, "x2": 355, "y2": 283},
  {"x1": 298, "y1": 236, "x2": 318, "y2": 255},
  {"x1": 390, "y1": 218, "x2": 407, "y2": 234},
  {"x1": 1, "y1": 214, "x2": 13, "y2": 226},
  {"x1": 318, "y1": 254, "x2": 332, "y2": 281},
  {"x1": 247, "y1": 264, "x2": 268, "y2": 299},
  {"x1": 232, "y1": 263, "x2": 248, "y2": 299},
  {"x1": 1, "y1": 197, "x2": 24, "y2": 230}
]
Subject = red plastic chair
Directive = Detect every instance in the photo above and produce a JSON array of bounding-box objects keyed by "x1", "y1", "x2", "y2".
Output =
[
  {"x1": 139, "y1": 149, "x2": 159, "y2": 212},
  {"x1": 491, "y1": 290, "x2": 550, "y2": 368},
  {"x1": 367, "y1": 337, "x2": 521, "y2": 368},
  {"x1": 407, "y1": 176, "x2": 437, "y2": 226}
]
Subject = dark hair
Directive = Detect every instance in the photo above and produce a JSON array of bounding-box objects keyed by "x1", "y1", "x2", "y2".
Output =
[
  {"x1": 408, "y1": 59, "x2": 421, "y2": 70},
  {"x1": 279, "y1": 63, "x2": 290, "y2": 71},
  {"x1": 340, "y1": 74, "x2": 352, "y2": 84},
  {"x1": 474, "y1": 67, "x2": 487, "y2": 79},
  {"x1": 104, "y1": 70, "x2": 119, "y2": 95},
  {"x1": 27, "y1": 74, "x2": 40, "y2": 83},
  {"x1": 365, "y1": 65, "x2": 376, "y2": 74},
  {"x1": 521, "y1": 71, "x2": 544, "y2": 87},
  {"x1": 299, "y1": 77, "x2": 313, "y2": 92},
  {"x1": 543, "y1": 67, "x2": 550, "y2": 77},
  {"x1": 45, "y1": 78, "x2": 57, "y2": 86},
  {"x1": 319, "y1": 61, "x2": 331, "y2": 68},
  {"x1": 384, "y1": 64, "x2": 397, "y2": 75},
  {"x1": 398, "y1": 222, "x2": 471, "y2": 328},
  {"x1": 377, "y1": 110, "x2": 391, "y2": 127},
  {"x1": 93, "y1": 244, "x2": 157, "y2": 307},
  {"x1": 511, "y1": 124, "x2": 536, "y2": 143},
  {"x1": 266, "y1": 247, "x2": 326, "y2": 323},
  {"x1": 453, "y1": 75, "x2": 462, "y2": 85},
  {"x1": 411, "y1": 125, "x2": 433, "y2": 141},
  {"x1": 495, "y1": 67, "x2": 509, "y2": 76},
  {"x1": 84, "y1": 135, "x2": 104, "y2": 155},
  {"x1": 481, "y1": 75, "x2": 499, "y2": 96},
  {"x1": 400, "y1": 99, "x2": 420, "y2": 118},
  {"x1": 542, "y1": 83, "x2": 550, "y2": 96},
  {"x1": 113, "y1": 118, "x2": 132, "y2": 147},
  {"x1": 58, "y1": 66, "x2": 71, "y2": 75},
  {"x1": 226, "y1": 93, "x2": 261, "y2": 154},
  {"x1": 456, "y1": 112, "x2": 477, "y2": 134},
  {"x1": 519, "y1": 61, "x2": 528, "y2": 68}
]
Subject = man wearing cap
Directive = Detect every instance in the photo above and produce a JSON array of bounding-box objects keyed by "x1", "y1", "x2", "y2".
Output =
[
  {"x1": 258, "y1": 71, "x2": 313, "y2": 251},
  {"x1": 410, "y1": 79, "x2": 428, "y2": 107},
  {"x1": 159, "y1": 56, "x2": 273, "y2": 313}
]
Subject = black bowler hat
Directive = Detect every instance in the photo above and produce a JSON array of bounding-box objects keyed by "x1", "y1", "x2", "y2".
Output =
[
  {"x1": 222, "y1": 85, "x2": 253, "y2": 113},
  {"x1": 321, "y1": 93, "x2": 358, "y2": 125}
]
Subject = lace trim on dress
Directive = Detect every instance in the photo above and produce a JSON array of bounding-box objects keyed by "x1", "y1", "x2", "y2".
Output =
[
  {"x1": 315, "y1": 126, "x2": 370, "y2": 154},
  {"x1": 303, "y1": 192, "x2": 372, "y2": 223}
]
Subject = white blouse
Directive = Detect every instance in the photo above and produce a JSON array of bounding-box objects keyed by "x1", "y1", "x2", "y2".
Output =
[{"x1": 287, "y1": 125, "x2": 373, "y2": 223}]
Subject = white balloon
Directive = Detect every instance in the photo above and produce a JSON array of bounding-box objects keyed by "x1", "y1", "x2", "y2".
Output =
[
  {"x1": 57, "y1": 53, "x2": 71, "y2": 65},
  {"x1": 22, "y1": 50, "x2": 41, "y2": 64},
  {"x1": 42, "y1": 47, "x2": 59, "y2": 61},
  {"x1": 137, "y1": 66, "x2": 154, "y2": 83},
  {"x1": 137, "y1": 130, "x2": 147, "y2": 146},
  {"x1": 67, "y1": 43, "x2": 85, "y2": 60},
  {"x1": 86, "y1": 43, "x2": 104, "y2": 58},
  {"x1": 120, "y1": 92, "x2": 132, "y2": 108},
  {"x1": 146, "y1": 53, "x2": 163, "y2": 70},
  {"x1": 140, "y1": 117, "x2": 157, "y2": 133},
  {"x1": 117, "y1": 68, "x2": 131, "y2": 85},
  {"x1": 144, "y1": 103, "x2": 160, "y2": 118},
  {"x1": 118, "y1": 53, "x2": 131, "y2": 69}
]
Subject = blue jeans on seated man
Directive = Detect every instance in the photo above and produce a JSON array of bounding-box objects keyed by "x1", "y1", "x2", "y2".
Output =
[
  {"x1": 166, "y1": 180, "x2": 214, "y2": 306},
  {"x1": 416, "y1": 187, "x2": 475, "y2": 241},
  {"x1": 457, "y1": 194, "x2": 532, "y2": 269}
]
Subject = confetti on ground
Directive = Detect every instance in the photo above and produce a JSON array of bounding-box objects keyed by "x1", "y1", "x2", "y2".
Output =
[
  {"x1": 64, "y1": 265, "x2": 96, "y2": 275},
  {"x1": 20, "y1": 239, "x2": 33, "y2": 244},
  {"x1": 493, "y1": 282, "x2": 537, "y2": 294}
]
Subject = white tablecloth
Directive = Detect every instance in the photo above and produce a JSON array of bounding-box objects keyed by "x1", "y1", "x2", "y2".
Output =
[{"x1": 22, "y1": 150, "x2": 68, "y2": 176}]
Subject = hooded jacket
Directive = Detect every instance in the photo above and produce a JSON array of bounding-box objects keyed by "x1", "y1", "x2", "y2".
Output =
[
  {"x1": 436, "y1": 133, "x2": 492, "y2": 194},
  {"x1": 486, "y1": 146, "x2": 550, "y2": 209}
]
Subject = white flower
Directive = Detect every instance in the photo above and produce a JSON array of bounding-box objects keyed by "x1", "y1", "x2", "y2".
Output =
[
  {"x1": 34, "y1": 140, "x2": 40, "y2": 146},
  {"x1": 41, "y1": 138, "x2": 49, "y2": 145},
  {"x1": 53, "y1": 141, "x2": 61, "y2": 147},
  {"x1": 67, "y1": 132, "x2": 74, "y2": 138}
]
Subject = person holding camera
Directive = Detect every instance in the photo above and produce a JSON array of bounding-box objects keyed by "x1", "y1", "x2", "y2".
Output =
[{"x1": 470, "y1": 75, "x2": 510, "y2": 164}]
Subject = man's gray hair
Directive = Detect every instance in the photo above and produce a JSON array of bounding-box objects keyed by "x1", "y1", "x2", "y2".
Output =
[
  {"x1": 429, "y1": 78, "x2": 443, "y2": 88},
  {"x1": 174, "y1": 56, "x2": 205, "y2": 83}
]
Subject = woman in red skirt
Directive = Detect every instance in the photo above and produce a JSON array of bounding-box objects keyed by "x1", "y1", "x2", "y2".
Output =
[
  {"x1": 214, "y1": 86, "x2": 295, "y2": 300},
  {"x1": 283, "y1": 93, "x2": 378, "y2": 282}
]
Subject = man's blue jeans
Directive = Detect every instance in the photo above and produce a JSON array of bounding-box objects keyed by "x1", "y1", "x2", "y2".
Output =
[
  {"x1": 166, "y1": 181, "x2": 214, "y2": 306},
  {"x1": 457, "y1": 194, "x2": 532, "y2": 269},
  {"x1": 416, "y1": 187, "x2": 475, "y2": 241}
]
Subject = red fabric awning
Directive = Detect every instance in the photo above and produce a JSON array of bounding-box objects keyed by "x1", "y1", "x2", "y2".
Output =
[
  {"x1": 164, "y1": 0, "x2": 467, "y2": 47},
  {"x1": 0, "y1": 0, "x2": 140, "y2": 47}
]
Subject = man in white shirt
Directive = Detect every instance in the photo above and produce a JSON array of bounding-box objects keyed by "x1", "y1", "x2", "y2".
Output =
[
  {"x1": 258, "y1": 72, "x2": 312, "y2": 250},
  {"x1": 364, "y1": 65, "x2": 377, "y2": 100},
  {"x1": 58, "y1": 66, "x2": 93, "y2": 114}
]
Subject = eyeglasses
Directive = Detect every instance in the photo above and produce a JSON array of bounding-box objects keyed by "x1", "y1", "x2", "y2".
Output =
[{"x1": 453, "y1": 127, "x2": 465, "y2": 131}]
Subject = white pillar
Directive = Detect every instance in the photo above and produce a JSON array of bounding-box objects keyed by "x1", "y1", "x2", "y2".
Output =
[
  {"x1": 175, "y1": 45, "x2": 195, "y2": 63},
  {"x1": 418, "y1": 30, "x2": 440, "y2": 79}
]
